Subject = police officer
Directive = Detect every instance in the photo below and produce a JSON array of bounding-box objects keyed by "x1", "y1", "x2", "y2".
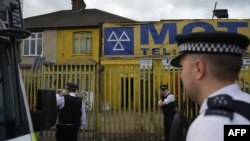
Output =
[
  {"x1": 56, "y1": 82, "x2": 86, "y2": 141},
  {"x1": 158, "y1": 84, "x2": 177, "y2": 141},
  {"x1": 170, "y1": 31, "x2": 250, "y2": 141}
]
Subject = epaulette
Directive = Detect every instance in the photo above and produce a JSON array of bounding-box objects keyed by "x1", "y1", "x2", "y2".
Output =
[{"x1": 205, "y1": 94, "x2": 250, "y2": 122}]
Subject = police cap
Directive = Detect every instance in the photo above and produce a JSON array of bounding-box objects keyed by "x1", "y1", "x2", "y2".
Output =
[
  {"x1": 160, "y1": 85, "x2": 168, "y2": 90},
  {"x1": 66, "y1": 82, "x2": 78, "y2": 90},
  {"x1": 170, "y1": 31, "x2": 250, "y2": 68}
]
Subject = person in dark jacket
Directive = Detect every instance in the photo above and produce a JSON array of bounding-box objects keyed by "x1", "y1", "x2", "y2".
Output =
[
  {"x1": 56, "y1": 82, "x2": 86, "y2": 141},
  {"x1": 158, "y1": 85, "x2": 177, "y2": 141}
]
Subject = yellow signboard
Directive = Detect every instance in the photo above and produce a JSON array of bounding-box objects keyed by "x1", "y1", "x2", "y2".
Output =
[{"x1": 102, "y1": 19, "x2": 250, "y2": 58}]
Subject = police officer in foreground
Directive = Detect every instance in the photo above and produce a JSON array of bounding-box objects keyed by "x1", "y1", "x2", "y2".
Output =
[
  {"x1": 56, "y1": 82, "x2": 86, "y2": 141},
  {"x1": 169, "y1": 31, "x2": 250, "y2": 141},
  {"x1": 158, "y1": 85, "x2": 177, "y2": 141}
]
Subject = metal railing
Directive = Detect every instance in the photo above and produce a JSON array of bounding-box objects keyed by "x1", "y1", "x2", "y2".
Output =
[{"x1": 21, "y1": 64, "x2": 250, "y2": 140}]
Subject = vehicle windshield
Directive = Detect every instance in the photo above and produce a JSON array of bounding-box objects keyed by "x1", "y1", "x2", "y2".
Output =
[{"x1": 0, "y1": 38, "x2": 30, "y2": 140}]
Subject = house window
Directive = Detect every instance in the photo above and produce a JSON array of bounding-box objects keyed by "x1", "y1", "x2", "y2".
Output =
[
  {"x1": 23, "y1": 32, "x2": 43, "y2": 56},
  {"x1": 73, "y1": 32, "x2": 92, "y2": 54}
]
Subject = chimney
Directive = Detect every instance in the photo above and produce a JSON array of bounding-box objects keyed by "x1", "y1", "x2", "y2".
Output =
[{"x1": 71, "y1": 0, "x2": 86, "y2": 12}]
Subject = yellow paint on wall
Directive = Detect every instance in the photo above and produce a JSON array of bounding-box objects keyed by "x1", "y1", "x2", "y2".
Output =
[
  {"x1": 101, "y1": 59, "x2": 139, "y2": 65},
  {"x1": 57, "y1": 28, "x2": 100, "y2": 64}
]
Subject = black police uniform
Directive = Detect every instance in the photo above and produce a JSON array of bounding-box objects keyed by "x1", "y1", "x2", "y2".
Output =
[
  {"x1": 56, "y1": 82, "x2": 83, "y2": 141},
  {"x1": 159, "y1": 85, "x2": 177, "y2": 141}
]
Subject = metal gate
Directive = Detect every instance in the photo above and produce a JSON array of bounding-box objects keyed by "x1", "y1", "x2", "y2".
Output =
[
  {"x1": 98, "y1": 64, "x2": 187, "y2": 141},
  {"x1": 22, "y1": 64, "x2": 98, "y2": 139},
  {"x1": 21, "y1": 64, "x2": 250, "y2": 140}
]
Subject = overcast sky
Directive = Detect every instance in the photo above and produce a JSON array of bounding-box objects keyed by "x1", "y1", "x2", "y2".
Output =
[{"x1": 23, "y1": 0, "x2": 250, "y2": 21}]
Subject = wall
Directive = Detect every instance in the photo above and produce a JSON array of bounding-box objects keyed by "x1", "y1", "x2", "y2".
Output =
[
  {"x1": 43, "y1": 30, "x2": 57, "y2": 63},
  {"x1": 56, "y1": 28, "x2": 99, "y2": 65}
]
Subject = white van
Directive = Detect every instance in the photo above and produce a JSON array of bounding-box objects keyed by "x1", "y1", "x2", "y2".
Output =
[{"x1": 0, "y1": 1, "x2": 57, "y2": 141}]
